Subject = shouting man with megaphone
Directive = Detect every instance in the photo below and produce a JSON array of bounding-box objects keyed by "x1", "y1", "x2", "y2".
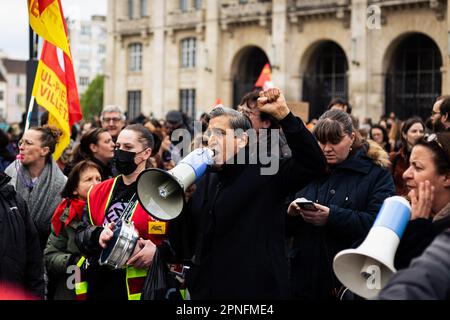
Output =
[{"x1": 161, "y1": 88, "x2": 327, "y2": 300}]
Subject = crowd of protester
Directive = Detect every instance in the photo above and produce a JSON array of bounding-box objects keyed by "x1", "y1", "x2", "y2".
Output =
[{"x1": 0, "y1": 91, "x2": 450, "y2": 300}]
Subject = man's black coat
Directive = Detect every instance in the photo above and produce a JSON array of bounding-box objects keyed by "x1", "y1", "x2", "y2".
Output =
[{"x1": 168, "y1": 113, "x2": 327, "y2": 299}]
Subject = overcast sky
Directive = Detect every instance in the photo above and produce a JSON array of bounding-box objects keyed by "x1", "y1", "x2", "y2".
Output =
[{"x1": 0, "y1": 0, "x2": 107, "y2": 60}]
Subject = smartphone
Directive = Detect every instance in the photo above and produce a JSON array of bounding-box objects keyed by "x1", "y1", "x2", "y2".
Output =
[{"x1": 296, "y1": 199, "x2": 319, "y2": 211}]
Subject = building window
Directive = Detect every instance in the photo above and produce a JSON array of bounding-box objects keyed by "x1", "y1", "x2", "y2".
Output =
[
  {"x1": 98, "y1": 44, "x2": 106, "y2": 54},
  {"x1": 181, "y1": 38, "x2": 196, "y2": 68},
  {"x1": 0, "y1": 91, "x2": 4, "y2": 101},
  {"x1": 16, "y1": 94, "x2": 24, "y2": 106},
  {"x1": 99, "y1": 27, "x2": 107, "y2": 37},
  {"x1": 79, "y1": 59, "x2": 90, "y2": 71},
  {"x1": 81, "y1": 25, "x2": 91, "y2": 36},
  {"x1": 194, "y1": 0, "x2": 202, "y2": 10},
  {"x1": 140, "y1": 0, "x2": 147, "y2": 17},
  {"x1": 16, "y1": 75, "x2": 20, "y2": 86},
  {"x1": 180, "y1": 89, "x2": 196, "y2": 119},
  {"x1": 180, "y1": 0, "x2": 188, "y2": 12},
  {"x1": 79, "y1": 77, "x2": 90, "y2": 86},
  {"x1": 128, "y1": 43, "x2": 143, "y2": 72},
  {"x1": 239, "y1": 0, "x2": 249, "y2": 4},
  {"x1": 127, "y1": 90, "x2": 141, "y2": 121},
  {"x1": 128, "y1": 0, "x2": 134, "y2": 19}
]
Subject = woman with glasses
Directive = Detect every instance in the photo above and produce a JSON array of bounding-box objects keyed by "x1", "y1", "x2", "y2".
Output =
[
  {"x1": 389, "y1": 117, "x2": 425, "y2": 196},
  {"x1": 4, "y1": 125, "x2": 67, "y2": 252},
  {"x1": 394, "y1": 132, "x2": 450, "y2": 269},
  {"x1": 74, "y1": 124, "x2": 168, "y2": 300}
]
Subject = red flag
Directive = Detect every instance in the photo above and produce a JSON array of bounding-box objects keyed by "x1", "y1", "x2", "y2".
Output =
[
  {"x1": 32, "y1": 41, "x2": 82, "y2": 159},
  {"x1": 27, "y1": 0, "x2": 72, "y2": 58},
  {"x1": 254, "y1": 63, "x2": 274, "y2": 90}
]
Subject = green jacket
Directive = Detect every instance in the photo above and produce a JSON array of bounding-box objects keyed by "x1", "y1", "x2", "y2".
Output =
[{"x1": 44, "y1": 206, "x2": 83, "y2": 300}]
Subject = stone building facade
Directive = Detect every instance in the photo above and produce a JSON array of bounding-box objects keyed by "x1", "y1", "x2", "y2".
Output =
[
  {"x1": 105, "y1": 0, "x2": 450, "y2": 122},
  {"x1": 0, "y1": 54, "x2": 26, "y2": 124}
]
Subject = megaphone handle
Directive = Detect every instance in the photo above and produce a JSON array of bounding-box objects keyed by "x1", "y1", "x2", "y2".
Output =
[{"x1": 120, "y1": 193, "x2": 138, "y2": 222}]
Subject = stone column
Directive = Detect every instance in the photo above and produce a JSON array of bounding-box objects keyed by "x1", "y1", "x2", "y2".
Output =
[
  {"x1": 271, "y1": 0, "x2": 287, "y2": 92},
  {"x1": 104, "y1": 0, "x2": 116, "y2": 107},
  {"x1": 349, "y1": 0, "x2": 372, "y2": 123},
  {"x1": 152, "y1": 0, "x2": 166, "y2": 118},
  {"x1": 197, "y1": 0, "x2": 220, "y2": 114}
]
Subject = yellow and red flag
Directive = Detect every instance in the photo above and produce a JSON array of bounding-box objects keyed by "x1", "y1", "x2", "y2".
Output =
[
  {"x1": 27, "y1": 0, "x2": 72, "y2": 58},
  {"x1": 32, "y1": 41, "x2": 82, "y2": 160},
  {"x1": 254, "y1": 63, "x2": 274, "y2": 90}
]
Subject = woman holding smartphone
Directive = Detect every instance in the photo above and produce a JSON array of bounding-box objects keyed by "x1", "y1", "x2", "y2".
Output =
[{"x1": 286, "y1": 109, "x2": 395, "y2": 300}]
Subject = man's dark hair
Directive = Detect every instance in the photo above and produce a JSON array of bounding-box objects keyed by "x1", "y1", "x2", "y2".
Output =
[
  {"x1": 327, "y1": 97, "x2": 352, "y2": 114},
  {"x1": 207, "y1": 106, "x2": 252, "y2": 132},
  {"x1": 440, "y1": 97, "x2": 450, "y2": 121}
]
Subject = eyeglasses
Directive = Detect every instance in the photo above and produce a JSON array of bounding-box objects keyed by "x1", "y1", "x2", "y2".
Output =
[
  {"x1": 18, "y1": 139, "x2": 35, "y2": 147},
  {"x1": 426, "y1": 133, "x2": 450, "y2": 164},
  {"x1": 102, "y1": 117, "x2": 122, "y2": 123},
  {"x1": 426, "y1": 133, "x2": 444, "y2": 150},
  {"x1": 431, "y1": 110, "x2": 441, "y2": 116}
]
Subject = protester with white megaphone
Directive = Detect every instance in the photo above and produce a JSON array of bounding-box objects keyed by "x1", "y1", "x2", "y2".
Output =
[
  {"x1": 161, "y1": 88, "x2": 327, "y2": 300},
  {"x1": 392, "y1": 132, "x2": 450, "y2": 270},
  {"x1": 75, "y1": 124, "x2": 168, "y2": 300},
  {"x1": 335, "y1": 132, "x2": 450, "y2": 300},
  {"x1": 333, "y1": 196, "x2": 411, "y2": 299},
  {"x1": 286, "y1": 109, "x2": 395, "y2": 300}
]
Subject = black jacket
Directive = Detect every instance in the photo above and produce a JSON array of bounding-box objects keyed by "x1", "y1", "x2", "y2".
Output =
[
  {"x1": 169, "y1": 112, "x2": 327, "y2": 300},
  {"x1": 394, "y1": 210, "x2": 450, "y2": 270},
  {"x1": 287, "y1": 142, "x2": 395, "y2": 300},
  {"x1": 0, "y1": 172, "x2": 44, "y2": 298},
  {"x1": 378, "y1": 228, "x2": 450, "y2": 300}
]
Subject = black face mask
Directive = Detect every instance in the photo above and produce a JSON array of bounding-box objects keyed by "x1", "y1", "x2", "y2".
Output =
[{"x1": 113, "y1": 149, "x2": 138, "y2": 176}]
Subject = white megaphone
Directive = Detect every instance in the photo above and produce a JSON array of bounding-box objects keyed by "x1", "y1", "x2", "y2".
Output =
[
  {"x1": 333, "y1": 196, "x2": 411, "y2": 299},
  {"x1": 136, "y1": 147, "x2": 214, "y2": 221}
]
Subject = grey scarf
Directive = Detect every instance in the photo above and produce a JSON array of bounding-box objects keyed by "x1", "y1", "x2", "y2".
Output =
[{"x1": 5, "y1": 159, "x2": 67, "y2": 235}]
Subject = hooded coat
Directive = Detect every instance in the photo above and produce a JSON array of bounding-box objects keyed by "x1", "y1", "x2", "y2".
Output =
[{"x1": 287, "y1": 140, "x2": 395, "y2": 300}]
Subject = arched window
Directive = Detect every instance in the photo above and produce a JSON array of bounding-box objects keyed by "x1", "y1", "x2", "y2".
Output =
[
  {"x1": 302, "y1": 41, "x2": 348, "y2": 120},
  {"x1": 385, "y1": 34, "x2": 442, "y2": 119}
]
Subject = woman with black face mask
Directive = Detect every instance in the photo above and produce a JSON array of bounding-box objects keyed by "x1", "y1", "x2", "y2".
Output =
[{"x1": 74, "y1": 124, "x2": 169, "y2": 300}]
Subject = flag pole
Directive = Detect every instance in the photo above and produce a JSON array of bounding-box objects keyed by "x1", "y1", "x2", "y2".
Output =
[
  {"x1": 24, "y1": 96, "x2": 35, "y2": 132},
  {"x1": 26, "y1": 25, "x2": 39, "y2": 132}
]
